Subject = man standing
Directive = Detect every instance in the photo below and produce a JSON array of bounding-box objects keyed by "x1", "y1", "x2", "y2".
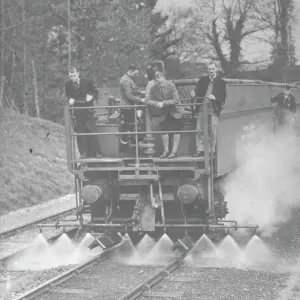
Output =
[
  {"x1": 191, "y1": 61, "x2": 227, "y2": 157},
  {"x1": 145, "y1": 63, "x2": 156, "y2": 99},
  {"x1": 146, "y1": 61, "x2": 184, "y2": 158},
  {"x1": 65, "y1": 66, "x2": 102, "y2": 159},
  {"x1": 119, "y1": 64, "x2": 145, "y2": 126},
  {"x1": 271, "y1": 85, "x2": 296, "y2": 129}
]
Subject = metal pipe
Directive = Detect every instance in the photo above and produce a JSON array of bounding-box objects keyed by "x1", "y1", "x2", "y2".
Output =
[
  {"x1": 208, "y1": 224, "x2": 259, "y2": 229},
  {"x1": 158, "y1": 180, "x2": 166, "y2": 232},
  {"x1": 217, "y1": 220, "x2": 238, "y2": 225},
  {"x1": 82, "y1": 223, "x2": 210, "y2": 228},
  {"x1": 78, "y1": 182, "x2": 84, "y2": 227},
  {"x1": 72, "y1": 129, "x2": 204, "y2": 136},
  {"x1": 105, "y1": 173, "x2": 113, "y2": 227},
  {"x1": 64, "y1": 106, "x2": 76, "y2": 175},
  {"x1": 67, "y1": 102, "x2": 203, "y2": 109},
  {"x1": 172, "y1": 78, "x2": 300, "y2": 88},
  {"x1": 150, "y1": 183, "x2": 157, "y2": 208},
  {"x1": 77, "y1": 166, "x2": 199, "y2": 172},
  {"x1": 81, "y1": 223, "x2": 259, "y2": 229},
  {"x1": 70, "y1": 108, "x2": 76, "y2": 164},
  {"x1": 74, "y1": 176, "x2": 79, "y2": 211},
  {"x1": 208, "y1": 155, "x2": 214, "y2": 216},
  {"x1": 38, "y1": 224, "x2": 80, "y2": 228},
  {"x1": 134, "y1": 105, "x2": 139, "y2": 168},
  {"x1": 203, "y1": 101, "x2": 210, "y2": 172}
]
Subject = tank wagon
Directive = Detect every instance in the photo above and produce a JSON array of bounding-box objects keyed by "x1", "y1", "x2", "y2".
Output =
[{"x1": 64, "y1": 78, "x2": 300, "y2": 248}]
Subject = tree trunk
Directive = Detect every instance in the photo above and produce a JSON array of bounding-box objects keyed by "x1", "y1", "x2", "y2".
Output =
[
  {"x1": 0, "y1": 0, "x2": 4, "y2": 81},
  {"x1": 10, "y1": 51, "x2": 15, "y2": 89},
  {"x1": 31, "y1": 60, "x2": 39, "y2": 118},
  {"x1": 22, "y1": 0, "x2": 28, "y2": 115},
  {"x1": 67, "y1": 0, "x2": 71, "y2": 69},
  {"x1": 279, "y1": 0, "x2": 289, "y2": 48}
]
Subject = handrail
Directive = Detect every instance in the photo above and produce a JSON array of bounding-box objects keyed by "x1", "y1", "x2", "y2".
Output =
[
  {"x1": 65, "y1": 100, "x2": 213, "y2": 175},
  {"x1": 71, "y1": 129, "x2": 204, "y2": 136},
  {"x1": 173, "y1": 78, "x2": 300, "y2": 88},
  {"x1": 67, "y1": 102, "x2": 204, "y2": 110}
]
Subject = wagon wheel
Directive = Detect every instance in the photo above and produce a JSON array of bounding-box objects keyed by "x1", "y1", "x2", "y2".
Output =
[{"x1": 177, "y1": 86, "x2": 196, "y2": 118}]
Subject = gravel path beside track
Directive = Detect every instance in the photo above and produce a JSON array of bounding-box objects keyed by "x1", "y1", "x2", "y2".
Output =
[
  {"x1": 0, "y1": 194, "x2": 75, "y2": 234},
  {"x1": 139, "y1": 266, "x2": 289, "y2": 300}
]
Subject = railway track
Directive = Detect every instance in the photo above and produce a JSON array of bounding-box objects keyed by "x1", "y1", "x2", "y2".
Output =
[
  {"x1": 4, "y1": 236, "x2": 188, "y2": 300},
  {"x1": 1, "y1": 233, "x2": 292, "y2": 300},
  {"x1": 0, "y1": 208, "x2": 77, "y2": 240},
  {"x1": 0, "y1": 227, "x2": 80, "y2": 267},
  {"x1": 0, "y1": 227, "x2": 84, "y2": 300},
  {"x1": 0, "y1": 207, "x2": 80, "y2": 263},
  {"x1": 119, "y1": 252, "x2": 186, "y2": 300}
]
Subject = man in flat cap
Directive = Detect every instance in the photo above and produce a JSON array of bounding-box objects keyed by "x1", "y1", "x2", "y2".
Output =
[
  {"x1": 146, "y1": 60, "x2": 184, "y2": 158},
  {"x1": 271, "y1": 85, "x2": 297, "y2": 130}
]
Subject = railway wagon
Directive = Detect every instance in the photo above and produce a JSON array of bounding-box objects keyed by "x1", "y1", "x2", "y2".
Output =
[{"x1": 64, "y1": 78, "x2": 300, "y2": 245}]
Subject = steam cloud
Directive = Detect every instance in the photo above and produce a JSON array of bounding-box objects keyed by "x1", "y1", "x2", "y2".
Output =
[{"x1": 224, "y1": 126, "x2": 300, "y2": 236}]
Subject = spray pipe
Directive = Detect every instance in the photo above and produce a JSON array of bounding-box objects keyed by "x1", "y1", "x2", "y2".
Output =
[
  {"x1": 217, "y1": 220, "x2": 238, "y2": 226},
  {"x1": 37, "y1": 223, "x2": 79, "y2": 228}
]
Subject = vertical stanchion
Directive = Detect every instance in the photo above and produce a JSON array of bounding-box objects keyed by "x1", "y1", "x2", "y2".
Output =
[
  {"x1": 158, "y1": 180, "x2": 166, "y2": 232},
  {"x1": 64, "y1": 106, "x2": 73, "y2": 173},
  {"x1": 203, "y1": 100, "x2": 210, "y2": 172},
  {"x1": 134, "y1": 105, "x2": 139, "y2": 168}
]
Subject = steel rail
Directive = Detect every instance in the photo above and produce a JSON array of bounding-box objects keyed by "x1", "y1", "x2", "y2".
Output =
[
  {"x1": 12, "y1": 242, "x2": 123, "y2": 300},
  {"x1": 0, "y1": 207, "x2": 77, "y2": 239},
  {"x1": 0, "y1": 227, "x2": 80, "y2": 267},
  {"x1": 118, "y1": 252, "x2": 186, "y2": 300}
]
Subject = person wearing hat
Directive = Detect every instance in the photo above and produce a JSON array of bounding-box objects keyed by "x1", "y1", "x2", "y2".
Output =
[
  {"x1": 271, "y1": 85, "x2": 296, "y2": 129},
  {"x1": 146, "y1": 61, "x2": 184, "y2": 158},
  {"x1": 65, "y1": 66, "x2": 102, "y2": 159},
  {"x1": 119, "y1": 64, "x2": 145, "y2": 127}
]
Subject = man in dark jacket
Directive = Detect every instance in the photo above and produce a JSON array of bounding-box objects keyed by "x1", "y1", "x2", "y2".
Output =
[
  {"x1": 191, "y1": 61, "x2": 227, "y2": 156},
  {"x1": 271, "y1": 85, "x2": 296, "y2": 129},
  {"x1": 65, "y1": 66, "x2": 102, "y2": 159},
  {"x1": 119, "y1": 64, "x2": 145, "y2": 126}
]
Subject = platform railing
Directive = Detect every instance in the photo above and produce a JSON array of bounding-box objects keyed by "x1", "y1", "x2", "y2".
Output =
[{"x1": 64, "y1": 99, "x2": 213, "y2": 175}]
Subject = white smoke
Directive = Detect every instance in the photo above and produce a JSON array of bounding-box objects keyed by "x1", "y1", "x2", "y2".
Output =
[{"x1": 224, "y1": 126, "x2": 300, "y2": 237}]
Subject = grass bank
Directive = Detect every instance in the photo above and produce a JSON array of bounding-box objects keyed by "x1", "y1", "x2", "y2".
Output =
[{"x1": 0, "y1": 108, "x2": 74, "y2": 216}]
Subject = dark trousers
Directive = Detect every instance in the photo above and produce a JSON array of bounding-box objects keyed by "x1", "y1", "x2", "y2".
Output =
[{"x1": 74, "y1": 112, "x2": 101, "y2": 156}]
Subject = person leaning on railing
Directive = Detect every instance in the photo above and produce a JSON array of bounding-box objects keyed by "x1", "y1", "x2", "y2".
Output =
[
  {"x1": 119, "y1": 64, "x2": 145, "y2": 128},
  {"x1": 190, "y1": 61, "x2": 227, "y2": 157},
  {"x1": 65, "y1": 66, "x2": 102, "y2": 159},
  {"x1": 145, "y1": 61, "x2": 184, "y2": 159}
]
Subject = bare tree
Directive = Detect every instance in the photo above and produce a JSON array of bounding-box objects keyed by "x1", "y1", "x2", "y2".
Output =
[
  {"x1": 254, "y1": 0, "x2": 296, "y2": 67},
  {"x1": 166, "y1": 0, "x2": 270, "y2": 75},
  {"x1": 31, "y1": 59, "x2": 39, "y2": 118}
]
